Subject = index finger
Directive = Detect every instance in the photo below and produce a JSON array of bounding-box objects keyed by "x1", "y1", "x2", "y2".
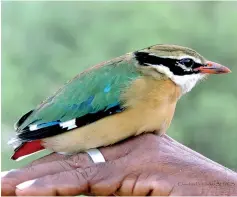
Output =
[{"x1": 1, "y1": 152, "x2": 92, "y2": 196}]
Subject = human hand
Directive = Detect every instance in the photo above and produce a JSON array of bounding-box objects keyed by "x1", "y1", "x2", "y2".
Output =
[{"x1": 2, "y1": 133, "x2": 237, "y2": 196}]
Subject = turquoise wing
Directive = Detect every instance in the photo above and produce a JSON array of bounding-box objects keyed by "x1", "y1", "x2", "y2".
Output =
[{"x1": 16, "y1": 55, "x2": 141, "y2": 140}]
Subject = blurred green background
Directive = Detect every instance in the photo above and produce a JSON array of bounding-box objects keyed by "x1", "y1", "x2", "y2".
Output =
[{"x1": 1, "y1": 1, "x2": 237, "y2": 171}]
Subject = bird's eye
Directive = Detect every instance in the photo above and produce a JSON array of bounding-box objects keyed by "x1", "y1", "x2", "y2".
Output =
[{"x1": 179, "y1": 58, "x2": 195, "y2": 68}]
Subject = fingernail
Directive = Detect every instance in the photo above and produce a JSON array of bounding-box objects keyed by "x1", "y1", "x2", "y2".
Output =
[
  {"x1": 1, "y1": 169, "x2": 16, "y2": 178},
  {"x1": 16, "y1": 180, "x2": 36, "y2": 190}
]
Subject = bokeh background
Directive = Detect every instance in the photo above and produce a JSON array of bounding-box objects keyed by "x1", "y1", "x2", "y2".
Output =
[{"x1": 1, "y1": 1, "x2": 237, "y2": 171}]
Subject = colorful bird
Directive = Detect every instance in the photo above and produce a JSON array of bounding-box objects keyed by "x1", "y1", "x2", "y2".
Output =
[{"x1": 9, "y1": 44, "x2": 231, "y2": 160}]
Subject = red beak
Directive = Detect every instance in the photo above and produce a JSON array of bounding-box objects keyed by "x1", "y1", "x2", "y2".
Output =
[{"x1": 194, "y1": 61, "x2": 231, "y2": 74}]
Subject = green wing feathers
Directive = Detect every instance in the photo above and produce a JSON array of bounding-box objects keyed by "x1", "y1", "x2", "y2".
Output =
[{"x1": 17, "y1": 54, "x2": 140, "y2": 131}]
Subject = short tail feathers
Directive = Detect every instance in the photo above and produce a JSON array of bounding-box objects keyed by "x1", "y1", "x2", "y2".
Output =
[
  {"x1": 9, "y1": 119, "x2": 79, "y2": 160},
  {"x1": 8, "y1": 137, "x2": 23, "y2": 149},
  {"x1": 11, "y1": 140, "x2": 45, "y2": 161}
]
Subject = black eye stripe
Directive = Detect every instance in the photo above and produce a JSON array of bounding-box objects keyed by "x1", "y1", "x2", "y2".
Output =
[
  {"x1": 179, "y1": 58, "x2": 194, "y2": 68},
  {"x1": 134, "y1": 51, "x2": 201, "y2": 76},
  {"x1": 178, "y1": 58, "x2": 202, "y2": 69},
  {"x1": 134, "y1": 51, "x2": 162, "y2": 66}
]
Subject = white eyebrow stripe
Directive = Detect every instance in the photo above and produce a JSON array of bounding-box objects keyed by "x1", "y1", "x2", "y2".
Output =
[
  {"x1": 177, "y1": 55, "x2": 201, "y2": 64},
  {"x1": 148, "y1": 53, "x2": 202, "y2": 64}
]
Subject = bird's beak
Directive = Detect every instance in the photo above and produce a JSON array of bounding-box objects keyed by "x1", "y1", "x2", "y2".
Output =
[{"x1": 194, "y1": 61, "x2": 231, "y2": 74}]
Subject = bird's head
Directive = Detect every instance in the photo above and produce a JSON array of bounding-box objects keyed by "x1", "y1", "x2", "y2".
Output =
[{"x1": 134, "y1": 44, "x2": 231, "y2": 94}]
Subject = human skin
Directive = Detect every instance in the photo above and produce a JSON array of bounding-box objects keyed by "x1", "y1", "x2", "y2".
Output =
[{"x1": 1, "y1": 133, "x2": 237, "y2": 196}]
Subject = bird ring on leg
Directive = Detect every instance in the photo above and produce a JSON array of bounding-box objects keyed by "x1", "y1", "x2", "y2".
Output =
[{"x1": 86, "y1": 148, "x2": 106, "y2": 163}]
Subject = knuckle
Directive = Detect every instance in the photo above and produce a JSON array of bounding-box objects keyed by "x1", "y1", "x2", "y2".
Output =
[
  {"x1": 71, "y1": 167, "x2": 97, "y2": 189},
  {"x1": 66, "y1": 154, "x2": 91, "y2": 168},
  {"x1": 75, "y1": 163, "x2": 108, "y2": 183},
  {"x1": 125, "y1": 172, "x2": 140, "y2": 181},
  {"x1": 79, "y1": 166, "x2": 99, "y2": 181}
]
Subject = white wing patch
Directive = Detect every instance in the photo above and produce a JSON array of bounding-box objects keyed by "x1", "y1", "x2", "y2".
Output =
[
  {"x1": 27, "y1": 119, "x2": 77, "y2": 132},
  {"x1": 60, "y1": 119, "x2": 77, "y2": 130},
  {"x1": 29, "y1": 124, "x2": 38, "y2": 131}
]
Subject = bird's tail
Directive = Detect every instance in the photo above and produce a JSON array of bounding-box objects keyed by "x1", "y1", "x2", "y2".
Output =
[{"x1": 8, "y1": 138, "x2": 45, "y2": 161}]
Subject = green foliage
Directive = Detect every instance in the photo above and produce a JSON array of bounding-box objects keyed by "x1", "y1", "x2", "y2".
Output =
[{"x1": 2, "y1": 1, "x2": 237, "y2": 171}]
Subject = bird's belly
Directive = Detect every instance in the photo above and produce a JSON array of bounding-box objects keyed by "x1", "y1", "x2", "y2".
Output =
[{"x1": 42, "y1": 103, "x2": 176, "y2": 153}]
